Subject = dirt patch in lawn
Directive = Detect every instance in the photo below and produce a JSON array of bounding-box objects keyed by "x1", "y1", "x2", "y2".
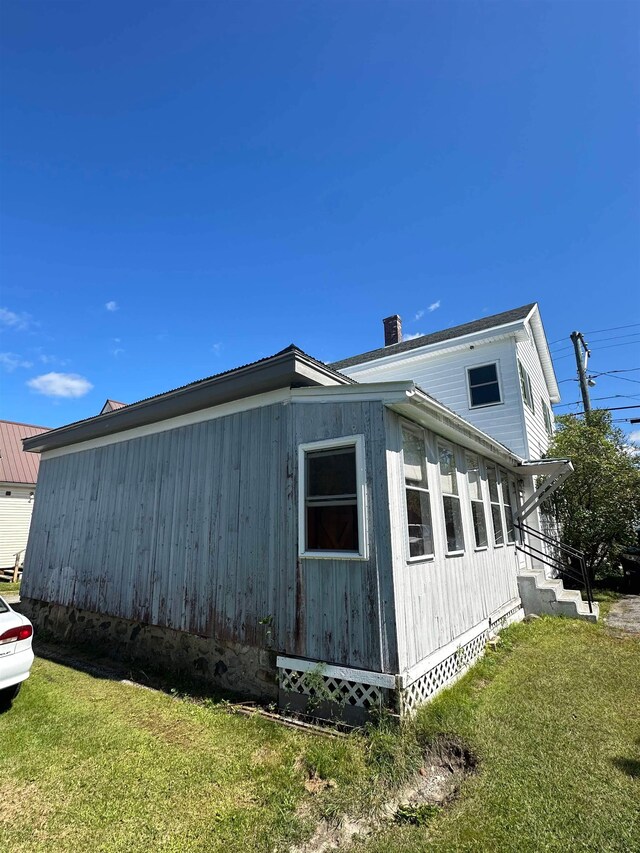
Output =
[{"x1": 292, "y1": 738, "x2": 477, "y2": 852}]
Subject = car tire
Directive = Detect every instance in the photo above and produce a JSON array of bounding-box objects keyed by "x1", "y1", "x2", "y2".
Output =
[{"x1": 0, "y1": 683, "x2": 21, "y2": 711}]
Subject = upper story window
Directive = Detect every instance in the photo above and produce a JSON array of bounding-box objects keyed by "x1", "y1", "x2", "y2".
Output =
[
  {"x1": 467, "y1": 364, "x2": 502, "y2": 408},
  {"x1": 298, "y1": 435, "x2": 367, "y2": 559},
  {"x1": 466, "y1": 453, "x2": 488, "y2": 548},
  {"x1": 402, "y1": 425, "x2": 434, "y2": 559},
  {"x1": 542, "y1": 400, "x2": 553, "y2": 436},
  {"x1": 518, "y1": 360, "x2": 535, "y2": 412},
  {"x1": 486, "y1": 463, "x2": 504, "y2": 546},
  {"x1": 438, "y1": 442, "x2": 465, "y2": 554}
]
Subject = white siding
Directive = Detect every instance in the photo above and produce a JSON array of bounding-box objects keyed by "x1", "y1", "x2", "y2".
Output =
[
  {"x1": 516, "y1": 324, "x2": 554, "y2": 459},
  {"x1": 342, "y1": 337, "x2": 529, "y2": 458},
  {"x1": 0, "y1": 487, "x2": 35, "y2": 568}
]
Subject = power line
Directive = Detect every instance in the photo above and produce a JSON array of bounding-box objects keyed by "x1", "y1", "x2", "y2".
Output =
[
  {"x1": 554, "y1": 340, "x2": 640, "y2": 361},
  {"x1": 550, "y1": 332, "x2": 640, "y2": 353},
  {"x1": 554, "y1": 394, "x2": 640, "y2": 409},
  {"x1": 591, "y1": 372, "x2": 640, "y2": 385},
  {"x1": 548, "y1": 324, "x2": 640, "y2": 348}
]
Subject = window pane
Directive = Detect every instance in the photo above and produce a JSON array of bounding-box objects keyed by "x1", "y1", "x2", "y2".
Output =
[
  {"x1": 470, "y1": 382, "x2": 501, "y2": 406},
  {"x1": 491, "y1": 505, "x2": 504, "y2": 545},
  {"x1": 486, "y1": 464, "x2": 499, "y2": 503},
  {"x1": 402, "y1": 428, "x2": 427, "y2": 487},
  {"x1": 504, "y1": 505, "x2": 515, "y2": 543},
  {"x1": 500, "y1": 472, "x2": 511, "y2": 508},
  {"x1": 438, "y1": 444, "x2": 458, "y2": 495},
  {"x1": 443, "y1": 496, "x2": 464, "y2": 552},
  {"x1": 471, "y1": 501, "x2": 488, "y2": 548},
  {"x1": 406, "y1": 488, "x2": 434, "y2": 557},
  {"x1": 469, "y1": 364, "x2": 497, "y2": 386},
  {"x1": 307, "y1": 447, "x2": 356, "y2": 498},
  {"x1": 466, "y1": 453, "x2": 482, "y2": 501},
  {"x1": 307, "y1": 503, "x2": 359, "y2": 551}
]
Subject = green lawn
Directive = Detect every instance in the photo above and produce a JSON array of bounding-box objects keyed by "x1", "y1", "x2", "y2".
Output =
[
  {"x1": 1, "y1": 614, "x2": 638, "y2": 852},
  {"x1": 0, "y1": 581, "x2": 21, "y2": 595}
]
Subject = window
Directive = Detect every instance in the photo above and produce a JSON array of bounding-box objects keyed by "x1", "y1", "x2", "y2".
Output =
[
  {"x1": 518, "y1": 360, "x2": 535, "y2": 412},
  {"x1": 486, "y1": 463, "x2": 504, "y2": 546},
  {"x1": 299, "y1": 436, "x2": 367, "y2": 558},
  {"x1": 402, "y1": 426, "x2": 434, "y2": 559},
  {"x1": 467, "y1": 363, "x2": 501, "y2": 407},
  {"x1": 500, "y1": 470, "x2": 516, "y2": 544},
  {"x1": 438, "y1": 442, "x2": 465, "y2": 553},
  {"x1": 466, "y1": 453, "x2": 488, "y2": 548},
  {"x1": 542, "y1": 400, "x2": 553, "y2": 436},
  {"x1": 4, "y1": 491, "x2": 10, "y2": 497}
]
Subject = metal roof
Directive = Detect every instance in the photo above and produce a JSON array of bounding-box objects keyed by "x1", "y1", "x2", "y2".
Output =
[
  {"x1": 331, "y1": 303, "x2": 537, "y2": 370},
  {"x1": 23, "y1": 345, "x2": 355, "y2": 454},
  {"x1": 0, "y1": 420, "x2": 50, "y2": 485},
  {"x1": 100, "y1": 399, "x2": 127, "y2": 414}
]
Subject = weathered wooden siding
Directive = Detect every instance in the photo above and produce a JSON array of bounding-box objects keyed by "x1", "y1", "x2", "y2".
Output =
[
  {"x1": 291, "y1": 400, "x2": 396, "y2": 674},
  {"x1": 22, "y1": 399, "x2": 396, "y2": 674},
  {"x1": 341, "y1": 338, "x2": 529, "y2": 458},
  {"x1": 0, "y1": 487, "x2": 35, "y2": 568},
  {"x1": 384, "y1": 409, "x2": 521, "y2": 673}
]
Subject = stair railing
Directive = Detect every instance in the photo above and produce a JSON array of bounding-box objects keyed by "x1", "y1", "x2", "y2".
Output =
[{"x1": 514, "y1": 521, "x2": 593, "y2": 614}]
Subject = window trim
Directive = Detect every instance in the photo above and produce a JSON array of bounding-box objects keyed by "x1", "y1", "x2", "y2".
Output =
[
  {"x1": 466, "y1": 362, "x2": 504, "y2": 410},
  {"x1": 401, "y1": 422, "x2": 435, "y2": 563},
  {"x1": 438, "y1": 440, "x2": 466, "y2": 556},
  {"x1": 500, "y1": 468, "x2": 516, "y2": 546},
  {"x1": 298, "y1": 434, "x2": 368, "y2": 560},
  {"x1": 542, "y1": 399, "x2": 553, "y2": 436},
  {"x1": 486, "y1": 461, "x2": 505, "y2": 548},
  {"x1": 518, "y1": 360, "x2": 535, "y2": 413},
  {"x1": 466, "y1": 451, "x2": 489, "y2": 551}
]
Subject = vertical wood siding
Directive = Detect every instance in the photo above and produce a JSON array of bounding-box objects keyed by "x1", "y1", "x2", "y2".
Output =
[
  {"x1": 384, "y1": 409, "x2": 521, "y2": 672},
  {"x1": 22, "y1": 399, "x2": 396, "y2": 674}
]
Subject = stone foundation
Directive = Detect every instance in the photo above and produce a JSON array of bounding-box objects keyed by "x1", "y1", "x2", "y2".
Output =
[{"x1": 22, "y1": 598, "x2": 278, "y2": 700}]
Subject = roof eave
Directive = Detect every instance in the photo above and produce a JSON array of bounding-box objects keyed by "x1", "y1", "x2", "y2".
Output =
[{"x1": 526, "y1": 305, "x2": 561, "y2": 403}]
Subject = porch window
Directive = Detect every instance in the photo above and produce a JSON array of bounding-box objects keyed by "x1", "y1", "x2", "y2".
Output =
[
  {"x1": 501, "y1": 472, "x2": 517, "y2": 544},
  {"x1": 466, "y1": 453, "x2": 488, "y2": 548},
  {"x1": 467, "y1": 363, "x2": 501, "y2": 407},
  {"x1": 518, "y1": 360, "x2": 535, "y2": 412},
  {"x1": 438, "y1": 442, "x2": 465, "y2": 554},
  {"x1": 298, "y1": 435, "x2": 367, "y2": 559},
  {"x1": 486, "y1": 463, "x2": 504, "y2": 546},
  {"x1": 402, "y1": 425, "x2": 434, "y2": 559}
]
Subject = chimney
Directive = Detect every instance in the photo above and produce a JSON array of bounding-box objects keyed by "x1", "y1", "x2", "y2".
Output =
[{"x1": 383, "y1": 314, "x2": 402, "y2": 346}]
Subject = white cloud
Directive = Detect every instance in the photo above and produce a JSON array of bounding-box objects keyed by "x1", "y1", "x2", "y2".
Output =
[
  {"x1": 0, "y1": 352, "x2": 33, "y2": 371},
  {"x1": 403, "y1": 331, "x2": 424, "y2": 341},
  {"x1": 428, "y1": 300, "x2": 441, "y2": 312},
  {"x1": 212, "y1": 342, "x2": 223, "y2": 355},
  {"x1": 629, "y1": 430, "x2": 640, "y2": 443},
  {"x1": 27, "y1": 372, "x2": 93, "y2": 398},
  {"x1": 105, "y1": 301, "x2": 118, "y2": 312},
  {"x1": 0, "y1": 307, "x2": 32, "y2": 330},
  {"x1": 38, "y1": 353, "x2": 69, "y2": 367},
  {"x1": 414, "y1": 310, "x2": 425, "y2": 321}
]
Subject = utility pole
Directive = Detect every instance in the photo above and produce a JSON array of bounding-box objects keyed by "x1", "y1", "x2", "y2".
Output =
[{"x1": 570, "y1": 331, "x2": 591, "y2": 414}]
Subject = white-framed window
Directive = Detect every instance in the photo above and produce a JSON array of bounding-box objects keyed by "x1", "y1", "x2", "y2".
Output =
[
  {"x1": 438, "y1": 441, "x2": 465, "y2": 554},
  {"x1": 486, "y1": 462, "x2": 504, "y2": 546},
  {"x1": 467, "y1": 363, "x2": 502, "y2": 408},
  {"x1": 500, "y1": 469, "x2": 516, "y2": 544},
  {"x1": 401, "y1": 424, "x2": 434, "y2": 560},
  {"x1": 298, "y1": 435, "x2": 368, "y2": 560},
  {"x1": 542, "y1": 400, "x2": 553, "y2": 436},
  {"x1": 518, "y1": 360, "x2": 535, "y2": 412},
  {"x1": 466, "y1": 452, "x2": 488, "y2": 549}
]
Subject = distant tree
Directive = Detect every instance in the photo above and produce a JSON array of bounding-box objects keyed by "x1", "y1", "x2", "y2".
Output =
[{"x1": 545, "y1": 410, "x2": 640, "y2": 585}]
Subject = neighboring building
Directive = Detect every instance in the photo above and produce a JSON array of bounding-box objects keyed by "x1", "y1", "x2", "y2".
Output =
[
  {"x1": 0, "y1": 420, "x2": 49, "y2": 572},
  {"x1": 20, "y1": 332, "x2": 596, "y2": 721},
  {"x1": 100, "y1": 399, "x2": 128, "y2": 415}
]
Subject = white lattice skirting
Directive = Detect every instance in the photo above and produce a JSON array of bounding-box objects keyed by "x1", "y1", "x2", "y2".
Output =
[{"x1": 277, "y1": 604, "x2": 523, "y2": 719}]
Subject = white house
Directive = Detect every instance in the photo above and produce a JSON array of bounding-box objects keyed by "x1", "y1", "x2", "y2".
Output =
[{"x1": 0, "y1": 420, "x2": 49, "y2": 576}]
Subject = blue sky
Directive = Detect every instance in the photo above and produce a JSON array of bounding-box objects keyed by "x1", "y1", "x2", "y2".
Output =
[{"x1": 1, "y1": 1, "x2": 639, "y2": 437}]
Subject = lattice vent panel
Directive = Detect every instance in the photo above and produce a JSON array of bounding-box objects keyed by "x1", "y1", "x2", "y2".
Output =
[{"x1": 279, "y1": 667, "x2": 382, "y2": 709}]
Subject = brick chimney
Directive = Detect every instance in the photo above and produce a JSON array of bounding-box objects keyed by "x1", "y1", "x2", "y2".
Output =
[{"x1": 383, "y1": 314, "x2": 402, "y2": 346}]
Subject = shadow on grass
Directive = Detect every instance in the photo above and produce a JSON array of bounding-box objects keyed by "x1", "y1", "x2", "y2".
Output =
[{"x1": 611, "y1": 757, "x2": 640, "y2": 778}]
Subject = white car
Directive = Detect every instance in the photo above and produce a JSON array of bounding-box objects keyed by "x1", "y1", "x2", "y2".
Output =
[{"x1": 0, "y1": 595, "x2": 34, "y2": 709}]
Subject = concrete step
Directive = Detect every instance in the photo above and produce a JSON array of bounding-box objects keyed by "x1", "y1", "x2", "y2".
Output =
[{"x1": 517, "y1": 571, "x2": 598, "y2": 622}]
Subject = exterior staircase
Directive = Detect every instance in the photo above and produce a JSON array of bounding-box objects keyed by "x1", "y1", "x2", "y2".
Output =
[
  {"x1": 517, "y1": 569, "x2": 599, "y2": 622},
  {"x1": 515, "y1": 522, "x2": 598, "y2": 623}
]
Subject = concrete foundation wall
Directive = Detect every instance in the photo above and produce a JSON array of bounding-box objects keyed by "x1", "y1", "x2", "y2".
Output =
[{"x1": 22, "y1": 598, "x2": 278, "y2": 700}]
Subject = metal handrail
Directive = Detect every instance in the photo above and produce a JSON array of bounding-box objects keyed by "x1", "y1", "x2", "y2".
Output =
[{"x1": 515, "y1": 522, "x2": 593, "y2": 614}]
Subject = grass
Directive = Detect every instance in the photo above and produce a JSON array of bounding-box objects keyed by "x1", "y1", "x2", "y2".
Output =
[
  {"x1": 1, "y1": 613, "x2": 638, "y2": 852},
  {"x1": 0, "y1": 581, "x2": 21, "y2": 595}
]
